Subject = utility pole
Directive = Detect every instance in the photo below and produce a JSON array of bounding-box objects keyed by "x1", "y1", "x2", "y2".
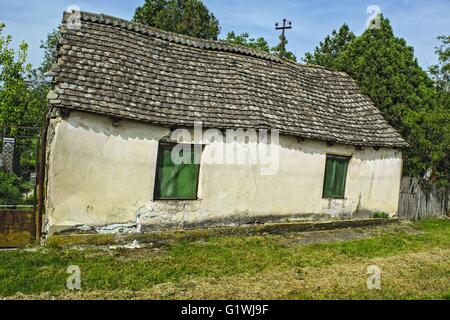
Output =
[{"x1": 275, "y1": 19, "x2": 292, "y2": 58}]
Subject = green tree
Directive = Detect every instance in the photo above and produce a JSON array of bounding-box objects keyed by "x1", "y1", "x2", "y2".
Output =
[
  {"x1": 271, "y1": 35, "x2": 297, "y2": 61},
  {"x1": 304, "y1": 17, "x2": 449, "y2": 185},
  {"x1": 427, "y1": 36, "x2": 450, "y2": 184},
  {"x1": 334, "y1": 18, "x2": 435, "y2": 127},
  {"x1": 223, "y1": 31, "x2": 297, "y2": 61},
  {"x1": 429, "y1": 35, "x2": 450, "y2": 92},
  {"x1": 303, "y1": 24, "x2": 355, "y2": 68},
  {"x1": 0, "y1": 23, "x2": 45, "y2": 128},
  {"x1": 33, "y1": 29, "x2": 59, "y2": 85},
  {"x1": 133, "y1": 0, "x2": 220, "y2": 40},
  {"x1": 222, "y1": 31, "x2": 270, "y2": 52}
]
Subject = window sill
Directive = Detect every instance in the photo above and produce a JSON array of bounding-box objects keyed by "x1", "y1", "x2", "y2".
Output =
[
  {"x1": 153, "y1": 198, "x2": 201, "y2": 202},
  {"x1": 322, "y1": 196, "x2": 346, "y2": 200}
]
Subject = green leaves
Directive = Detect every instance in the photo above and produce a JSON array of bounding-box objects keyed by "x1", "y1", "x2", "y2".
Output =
[
  {"x1": 222, "y1": 32, "x2": 271, "y2": 52},
  {"x1": 303, "y1": 17, "x2": 449, "y2": 186},
  {"x1": 429, "y1": 35, "x2": 450, "y2": 92},
  {"x1": 303, "y1": 24, "x2": 355, "y2": 68},
  {"x1": 0, "y1": 22, "x2": 46, "y2": 128},
  {"x1": 0, "y1": 171, "x2": 30, "y2": 205},
  {"x1": 222, "y1": 31, "x2": 297, "y2": 61},
  {"x1": 36, "y1": 29, "x2": 59, "y2": 83},
  {"x1": 133, "y1": 0, "x2": 220, "y2": 40}
]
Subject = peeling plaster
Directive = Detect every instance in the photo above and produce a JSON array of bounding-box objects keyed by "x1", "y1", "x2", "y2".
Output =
[
  {"x1": 95, "y1": 223, "x2": 139, "y2": 234},
  {"x1": 322, "y1": 199, "x2": 357, "y2": 218}
]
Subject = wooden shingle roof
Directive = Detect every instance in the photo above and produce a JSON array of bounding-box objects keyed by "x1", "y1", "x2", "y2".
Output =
[{"x1": 49, "y1": 11, "x2": 407, "y2": 147}]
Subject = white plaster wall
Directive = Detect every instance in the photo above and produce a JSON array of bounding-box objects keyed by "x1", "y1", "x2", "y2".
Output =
[
  {"x1": 45, "y1": 111, "x2": 170, "y2": 233},
  {"x1": 45, "y1": 111, "x2": 403, "y2": 234}
]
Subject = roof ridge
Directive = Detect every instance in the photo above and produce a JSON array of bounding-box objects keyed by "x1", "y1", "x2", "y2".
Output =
[
  {"x1": 53, "y1": 11, "x2": 407, "y2": 148},
  {"x1": 62, "y1": 11, "x2": 283, "y2": 63},
  {"x1": 63, "y1": 11, "x2": 354, "y2": 77},
  {"x1": 283, "y1": 59, "x2": 351, "y2": 76}
]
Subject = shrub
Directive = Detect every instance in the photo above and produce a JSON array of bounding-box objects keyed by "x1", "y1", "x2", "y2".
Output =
[
  {"x1": 0, "y1": 171, "x2": 30, "y2": 205},
  {"x1": 372, "y1": 211, "x2": 390, "y2": 219}
]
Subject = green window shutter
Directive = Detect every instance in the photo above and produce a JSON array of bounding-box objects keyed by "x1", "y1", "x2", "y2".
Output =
[
  {"x1": 323, "y1": 156, "x2": 349, "y2": 198},
  {"x1": 154, "y1": 143, "x2": 200, "y2": 200},
  {"x1": 176, "y1": 149, "x2": 199, "y2": 198}
]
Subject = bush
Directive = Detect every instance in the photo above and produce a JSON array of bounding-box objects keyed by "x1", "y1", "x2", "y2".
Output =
[
  {"x1": 0, "y1": 171, "x2": 30, "y2": 205},
  {"x1": 372, "y1": 211, "x2": 390, "y2": 219}
]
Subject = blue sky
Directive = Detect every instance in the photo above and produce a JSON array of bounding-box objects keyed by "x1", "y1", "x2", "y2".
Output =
[{"x1": 1, "y1": 0, "x2": 449, "y2": 69}]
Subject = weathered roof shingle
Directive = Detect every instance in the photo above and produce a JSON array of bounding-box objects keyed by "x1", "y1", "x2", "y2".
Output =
[{"x1": 49, "y1": 11, "x2": 407, "y2": 147}]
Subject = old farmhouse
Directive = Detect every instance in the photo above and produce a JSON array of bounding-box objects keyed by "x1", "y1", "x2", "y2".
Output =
[{"x1": 43, "y1": 12, "x2": 407, "y2": 235}]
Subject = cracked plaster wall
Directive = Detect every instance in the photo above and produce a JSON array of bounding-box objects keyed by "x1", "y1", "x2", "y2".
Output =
[{"x1": 44, "y1": 111, "x2": 403, "y2": 235}]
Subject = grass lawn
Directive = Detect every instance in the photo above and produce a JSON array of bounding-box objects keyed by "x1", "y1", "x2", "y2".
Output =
[{"x1": 0, "y1": 219, "x2": 449, "y2": 300}]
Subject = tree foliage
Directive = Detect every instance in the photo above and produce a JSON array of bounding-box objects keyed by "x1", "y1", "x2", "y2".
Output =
[
  {"x1": 304, "y1": 17, "x2": 449, "y2": 186},
  {"x1": 223, "y1": 31, "x2": 297, "y2": 61},
  {"x1": 303, "y1": 24, "x2": 355, "y2": 68},
  {"x1": 133, "y1": 0, "x2": 220, "y2": 40},
  {"x1": 0, "y1": 23, "x2": 45, "y2": 128},
  {"x1": 222, "y1": 32, "x2": 270, "y2": 52},
  {"x1": 271, "y1": 35, "x2": 297, "y2": 61},
  {"x1": 34, "y1": 29, "x2": 59, "y2": 85},
  {"x1": 428, "y1": 35, "x2": 450, "y2": 92},
  {"x1": 0, "y1": 171, "x2": 30, "y2": 205}
]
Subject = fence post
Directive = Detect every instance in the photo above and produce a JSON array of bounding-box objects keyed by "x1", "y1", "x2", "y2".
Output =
[{"x1": 36, "y1": 125, "x2": 48, "y2": 240}]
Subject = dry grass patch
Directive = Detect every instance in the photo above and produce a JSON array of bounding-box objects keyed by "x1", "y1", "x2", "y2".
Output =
[
  {"x1": 1, "y1": 219, "x2": 449, "y2": 300},
  {"x1": 7, "y1": 248, "x2": 449, "y2": 300}
]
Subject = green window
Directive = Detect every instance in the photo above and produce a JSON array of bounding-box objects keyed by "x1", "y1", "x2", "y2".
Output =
[
  {"x1": 322, "y1": 155, "x2": 349, "y2": 199},
  {"x1": 154, "y1": 142, "x2": 201, "y2": 200}
]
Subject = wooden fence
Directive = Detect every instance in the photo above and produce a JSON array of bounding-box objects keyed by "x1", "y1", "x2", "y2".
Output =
[{"x1": 398, "y1": 177, "x2": 449, "y2": 220}]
